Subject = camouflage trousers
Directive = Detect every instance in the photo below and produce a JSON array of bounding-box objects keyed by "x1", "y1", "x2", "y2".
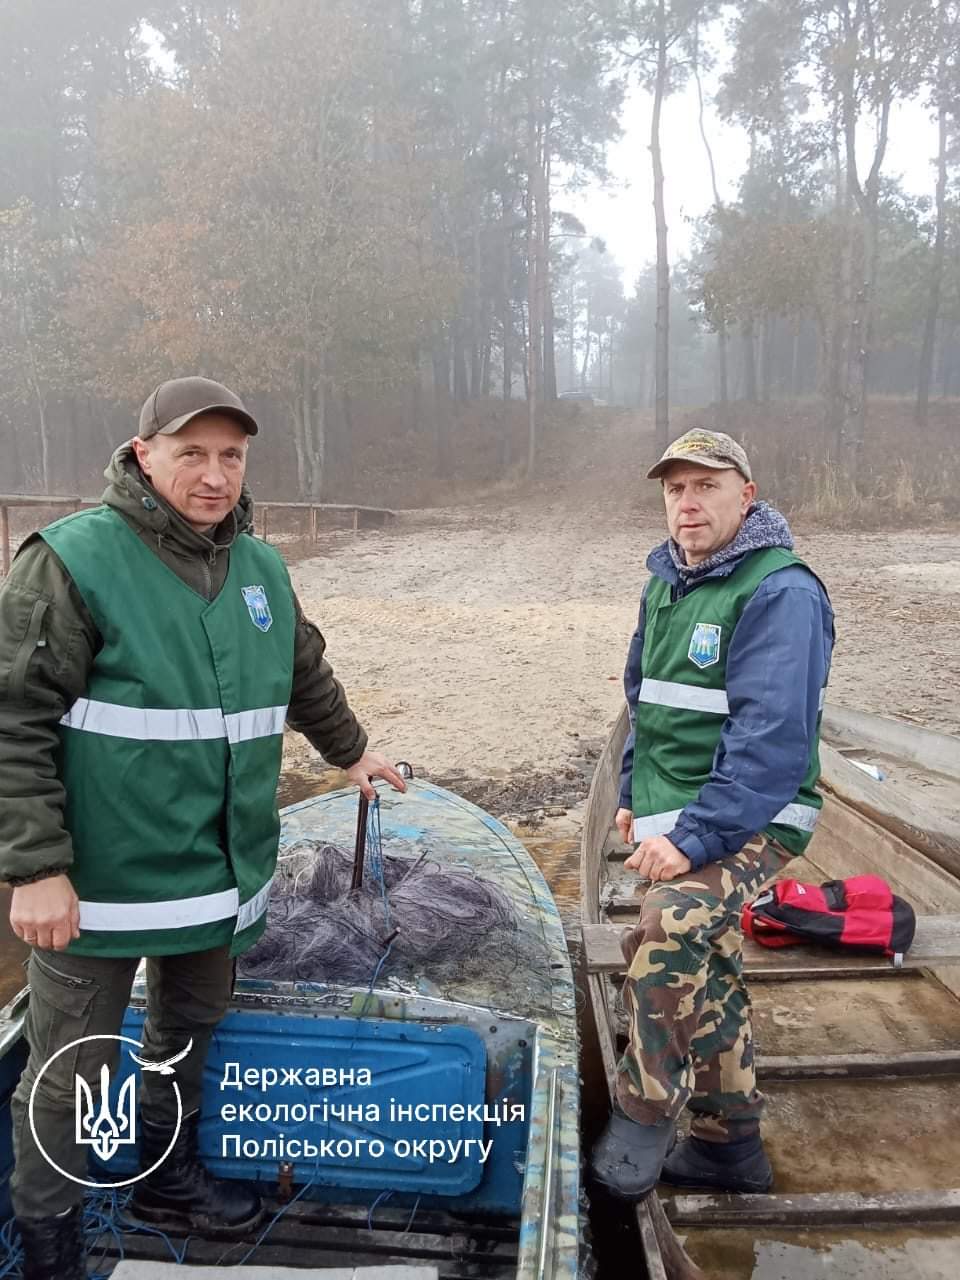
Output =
[{"x1": 615, "y1": 835, "x2": 792, "y2": 1142}]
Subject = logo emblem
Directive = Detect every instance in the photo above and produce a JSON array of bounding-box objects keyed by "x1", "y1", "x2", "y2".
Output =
[
  {"x1": 76, "y1": 1065, "x2": 136, "y2": 1161},
  {"x1": 30, "y1": 1034, "x2": 191, "y2": 1188},
  {"x1": 688, "y1": 622, "x2": 721, "y2": 669},
  {"x1": 241, "y1": 584, "x2": 273, "y2": 633}
]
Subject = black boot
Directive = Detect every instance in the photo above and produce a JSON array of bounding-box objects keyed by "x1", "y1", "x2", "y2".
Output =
[
  {"x1": 130, "y1": 1110, "x2": 263, "y2": 1235},
  {"x1": 660, "y1": 1131, "x2": 773, "y2": 1193},
  {"x1": 588, "y1": 1103, "x2": 676, "y2": 1202},
  {"x1": 15, "y1": 1204, "x2": 86, "y2": 1280}
]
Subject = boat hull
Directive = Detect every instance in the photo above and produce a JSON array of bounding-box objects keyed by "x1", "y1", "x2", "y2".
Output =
[{"x1": 0, "y1": 778, "x2": 580, "y2": 1279}]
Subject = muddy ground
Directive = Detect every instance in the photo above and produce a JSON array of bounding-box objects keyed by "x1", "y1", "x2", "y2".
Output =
[{"x1": 282, "y1": 412, "x2": 960, "y2": 840}]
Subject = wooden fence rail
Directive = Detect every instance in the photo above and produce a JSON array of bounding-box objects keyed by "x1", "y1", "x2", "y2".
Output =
[{"x1": 0, "y1": 496, "x2": 397, "y2": 577}]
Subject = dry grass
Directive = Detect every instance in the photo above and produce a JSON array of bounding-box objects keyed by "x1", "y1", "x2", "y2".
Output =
[{"x1": 685, "y1": 398, "x2": 960, "y2": 529}]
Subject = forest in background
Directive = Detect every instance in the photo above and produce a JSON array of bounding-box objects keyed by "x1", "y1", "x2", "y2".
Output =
[{"x1": 1, "y1": 1, "x2": 959, "y2": 511}]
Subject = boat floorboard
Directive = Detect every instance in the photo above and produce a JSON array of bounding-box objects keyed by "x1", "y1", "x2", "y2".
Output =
[
  {"x1": 672, "y1": 1223, "x2": 960, "y2": 1279},
  {"x1": 89, "y1": 1199, "x2": 519, "y2": 1279}
]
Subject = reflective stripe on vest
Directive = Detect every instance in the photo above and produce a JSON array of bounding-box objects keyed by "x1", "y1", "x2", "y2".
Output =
[
  {"x1": 61, "y1": 697, "x2": 288, "y2": 744},
  {"x1": 78, "y1": 877, "x2": 273, "y2": 933},
  {"x1": 632, "y1": 801, "x2": 821, "y2": 843},
  {"x1": 638, "y1": 679, "x2": 827, "y2": 717}
]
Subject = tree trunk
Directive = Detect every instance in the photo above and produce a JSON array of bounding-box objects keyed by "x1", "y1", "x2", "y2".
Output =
[
  {"x1": 480, "y1": 340, "x2": 492, "y2": 397},
  {"x1": 791, "y1": 318, "x2": 802, "y2": 397},
  {"x1": 539, "y1": 127, "x2": 556, "y2": 404},
  {"x1": 298, "y1": 353, "x2": 325, "y2": 500},
  {"x1": 501, "y1": 191, "x2": 513, "y2": 399},
  {"x1": 525, "y1": 93, "x2": 543, "y2": 475},
  {"x1": 916, "y1": 44, "x2": 948, "y2": 429},
  {"x1": 651, "y1": 0, "x2": 670, "y2": 455},
  {"x1": 838, "y1": 38, "x2": 892, "y2": 453},
  {"x1": 543, "y1": 292, "x2": 558, "y2": 402},
  {"x1": 742, "y1": 325, "x2": 757, "y2": 403},
  {"x1": 431, "y1": 330, "x2": 451, "y2": 474},
  {"x1": 760, "y1": 316, "x2": 774, "y2": 403},
  {"x1": 692, "y1": 18, "x2": 727, "y2": 413}
]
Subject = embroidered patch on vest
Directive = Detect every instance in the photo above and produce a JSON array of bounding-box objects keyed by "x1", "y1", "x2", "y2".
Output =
[
  {"x1": 241, "y1": 584, "x2": 273, "y2": 633},
  {"x1": 688, "y1": 622, "x2": 721, "y2": 669}
]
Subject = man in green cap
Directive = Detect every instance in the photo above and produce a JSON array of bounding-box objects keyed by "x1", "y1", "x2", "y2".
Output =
[
  {"x1": 589, "y1": 428, "x2": 834, "y2": 1202},
  {"x1": 0, "y1": 376, "x2": 405, "y2": 1277}
]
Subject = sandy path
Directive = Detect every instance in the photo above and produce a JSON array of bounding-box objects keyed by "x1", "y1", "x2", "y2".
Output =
[{"x1": 284, "y1": 418, "x2": 960, "y2": 782}]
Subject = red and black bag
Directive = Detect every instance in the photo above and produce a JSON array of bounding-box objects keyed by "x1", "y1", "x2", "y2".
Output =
[{"x1": 742, "y1": 875, "x2": 916, "y2": 961}]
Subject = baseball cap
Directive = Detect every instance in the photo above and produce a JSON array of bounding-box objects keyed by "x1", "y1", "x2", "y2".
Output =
[
  {"x1": 646, "y1": 428, "x2": 752, "y2": 482},
  {"x1": 138, "y1": 376, "x2": 259, "y2": 440}
]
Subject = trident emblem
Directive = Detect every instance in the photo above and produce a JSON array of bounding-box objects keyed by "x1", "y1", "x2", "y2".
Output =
[
  {"x1": 76, "y1": 1066, "x2": 136, "y2": 1161},
  {"x1": 73, "y1": 1040, "x2": 194, "y2": 1163}
]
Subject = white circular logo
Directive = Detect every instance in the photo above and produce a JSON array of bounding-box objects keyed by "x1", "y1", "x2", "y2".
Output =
[{"x1": 28, "y1": 1034, "x2": 190, "y2": 1188}]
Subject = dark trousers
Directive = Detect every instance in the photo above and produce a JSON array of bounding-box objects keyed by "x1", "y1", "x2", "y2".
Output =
[{"x1": 10, "y1": 944, "x2": 233, "y2": 1219}]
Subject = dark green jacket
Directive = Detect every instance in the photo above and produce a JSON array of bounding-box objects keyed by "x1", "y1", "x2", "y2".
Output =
[{"x1": 0, "y1": 443, "x2": 368, "y2": 883}]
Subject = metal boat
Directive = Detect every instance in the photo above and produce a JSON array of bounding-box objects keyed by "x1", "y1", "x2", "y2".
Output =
[
  {"x1": 580, "y1": 703, "x2": 960, "y2": 1280},
  {"x1": 0, "y1": 776, "x2": 581, "y2": 1278}
]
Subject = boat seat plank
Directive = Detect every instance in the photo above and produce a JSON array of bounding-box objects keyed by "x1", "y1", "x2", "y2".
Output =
[
  {"x1": 583, "y1": 916, "x2": 960, "y2": 974},
  {"x1": 663, "y1": 1187, "x2": 960, "y2": 1229},
  {"x1": 757, "y1": 1048, "x2": 960, "y2": 1081},
  {"x1": 111, "y1": 1268, "x2": 438, "y2": 1279}
]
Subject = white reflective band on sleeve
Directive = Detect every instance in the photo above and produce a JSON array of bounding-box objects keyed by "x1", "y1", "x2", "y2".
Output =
[
  {"x1": 771, "y1": 802, "x2": 820, "y2": 832},
  {"x1": 638, "y1": 679, "x2": 730, "y2": 715},
  {"x1": 224, "y1": 705, "x2": 288, "y2": 744},
  {"x1": 61, "y1": 698, "x2": 288, "y2": 743},
  {"x1": 78, "y1": 888, "x2": 240, "y2": 931},
  {"x1": 632, "y1": 810, "x2": 684, "y2": 840},
  {"x1": 235, "y1": 879, "x2": 273, "y2": 932},
  {"x1": 632, "y1": 802, "x2": 820, "y2": 844}
]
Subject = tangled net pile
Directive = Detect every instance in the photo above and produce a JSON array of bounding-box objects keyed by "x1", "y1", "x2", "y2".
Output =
[{"x1": 238, "y1": 841, "x2": 518, "y2": 985}]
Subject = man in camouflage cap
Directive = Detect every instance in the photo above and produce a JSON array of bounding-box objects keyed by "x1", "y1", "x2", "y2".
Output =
[{"x1": 589, "y1": 427, "x2": 835, "y2": 1201}]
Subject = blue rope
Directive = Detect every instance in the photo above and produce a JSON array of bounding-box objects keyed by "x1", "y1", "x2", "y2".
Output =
[
  {"x1": 0, "y1": 1186, "x2": 193, "y2": 1278},
  {"x1": 369, "y1": 796, "x2": 391, "y2": 933}
]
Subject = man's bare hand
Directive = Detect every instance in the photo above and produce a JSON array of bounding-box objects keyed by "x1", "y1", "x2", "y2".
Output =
[
  {"x1": 615, "y1": 807, "x2": 634, "y2": 845},
  {"x1": 344, "y1": 751, "x2": 408, "y2": 801},
  {"x1": 624, "y1": 835, "x2": 692, "y2": 882},
  {"x1": 10, "y1": 876, "x2": 81, "y2": 951}
]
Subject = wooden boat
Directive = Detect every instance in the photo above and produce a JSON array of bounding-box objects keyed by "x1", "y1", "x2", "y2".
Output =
[
  {"x1": 0, "y1": 776, "x2": 581, "y2": 1278},
  {"x1": 580, "y1": 703, "x2": 960, "y2": 1280}
]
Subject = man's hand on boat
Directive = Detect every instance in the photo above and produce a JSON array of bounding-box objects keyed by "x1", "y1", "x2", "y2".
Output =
[
  {"x1": 622, "y1": 829, "x2": 693, "y2": 882},
  {"x1": 10, "y1": 875, "x2": 81, "y2": 951},
  {"x1": 343, "y1": 750, "x2": 408, "y2": 800}
]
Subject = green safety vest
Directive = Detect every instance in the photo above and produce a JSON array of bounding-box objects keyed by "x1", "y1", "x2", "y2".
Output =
[
  {"x1": 631, "y1": 547, "x2": 826, "y2": 856},
  {"x1": 42, "y1": 506, "x2": 295, "y2": 957}
]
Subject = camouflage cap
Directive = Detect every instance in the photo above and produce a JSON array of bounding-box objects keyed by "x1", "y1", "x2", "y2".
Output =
[
  {"x1": 138, "y1": 376, "x2": 259, "y2": 440},
  {"x1": 646, "y1": 428, "x2": 752, "y2": 482}
]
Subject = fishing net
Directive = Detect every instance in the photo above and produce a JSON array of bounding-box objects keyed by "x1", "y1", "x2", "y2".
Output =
[{"x1": 237, "y1": 840, "x2": 520, "y2": 987}]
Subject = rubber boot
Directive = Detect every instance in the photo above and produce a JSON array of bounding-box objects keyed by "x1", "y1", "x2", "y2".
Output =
[
  {"x1": 588, "y1": 1103, "x2": 677, "y2": 1202},
  {"x1": 130, "y1": 1110, "x2": 263, "y2": 1235},
  {"x1": 659, "y1": 1131, "x2": 773, "y2": 1193},
  {"x1": 15, "y1": 1204, "x2": 86, "y2": 1280}
]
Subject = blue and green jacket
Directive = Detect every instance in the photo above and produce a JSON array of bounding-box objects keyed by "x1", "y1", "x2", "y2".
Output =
[{"x1": 618, "y1": 503, "x2": 835, "y2": 869}]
